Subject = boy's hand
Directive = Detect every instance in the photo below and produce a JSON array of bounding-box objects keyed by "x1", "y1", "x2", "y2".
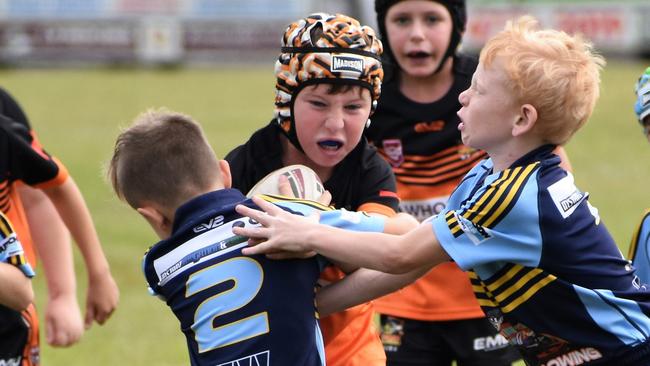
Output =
[
  {"x1": 84, "y1": 271, "x2": 119, "y2": 328},
  {"x1": 234, "y1": 196, "x2": 320, "y2": 255},
  {"x1": 45, "y1": 293, "x2": 83, "y2": 347}
]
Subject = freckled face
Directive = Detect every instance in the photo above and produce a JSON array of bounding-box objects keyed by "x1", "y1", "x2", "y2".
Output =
[{"x1": 293, "y1": 84, "x2": 372, "y2": 167}]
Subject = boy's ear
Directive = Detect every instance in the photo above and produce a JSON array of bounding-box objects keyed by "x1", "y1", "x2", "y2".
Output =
[
  {"x1": 137, "y1": 206, "x2": 173, "y2": 239},
  {"x1": 219, "y1": 159, "x2": 232, "y2": 189},
  {"x1": 513, "y1": 104, "x2": 538, "y2": 137}
]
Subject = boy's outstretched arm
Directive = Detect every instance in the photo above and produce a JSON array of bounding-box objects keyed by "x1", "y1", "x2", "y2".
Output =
[
  {"x1": 19, "y1": 185, "x2": 83, "y2": 347},
  {"x1": 316, "y1": 265, "x2": 431, "y2": 317},
  {"x1": 40, "y1": 178, "x2": 119, "y2": 329},
  {"x1": 234, "y1": 196, "x2": 450, "y2": 274}
]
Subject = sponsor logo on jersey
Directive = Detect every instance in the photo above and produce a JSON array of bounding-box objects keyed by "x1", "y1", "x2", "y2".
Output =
[
  {"x1": 473, "y1": 334, "x2": 510, "y2": 352},
  {"x1": 399, "y1": 197, "x2": 449, "y2": 221},
  {"x1": 547, "y1": 173, "x2": 587, "y2": 219},
  {"x1": 331, "y1": 55, "x2": 364, "y2": 73},
  {"x1": 541, "y1": 348, "x2": 603, "y2": 366},
  {"x1": 380, "y1": 316, "x2": 405, "y2": 353},
  {"x1": 217, "y1": 350, "x2": 270, "y2": 366},
  {"x1": 193, "y1": 215, "x2": 225, "y2": 233},
  {"x1": 0, "y1": 357, "x2": 21, "y2": 366},
  {"x1": 382, "y1": 139, "x2": 404, "y2": 167},
  {"x1": 414, "y1": 120, "x2": 445, "y2": 133},
  {"x1": 455, "y1": 212, "x2": 492, "y2": 245}
]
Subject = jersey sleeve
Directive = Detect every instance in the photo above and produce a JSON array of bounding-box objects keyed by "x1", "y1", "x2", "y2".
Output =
[
  {"x1": 261, "y1": 195, "x2": 385, "y2": 234},
  {"x1": 356, "y1": 147, "x2": 399, "y2": 216},
  {"x1": 629, "y1": 210, "x2": 650, "y2": 284},
  {"x1": 430, "y1": 163, "x2": 544, "y2": 271},
  {"x1": 1, "y1": 115, "x2": 68, "y2": 188},
  {"x1": 0, "y1": 212, "x2": 35, "y2": 278}
]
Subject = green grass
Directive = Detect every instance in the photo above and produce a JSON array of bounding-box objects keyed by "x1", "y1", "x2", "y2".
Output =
[{"x1": 1, "y1": 59, "x2": 649, "y2": 365}]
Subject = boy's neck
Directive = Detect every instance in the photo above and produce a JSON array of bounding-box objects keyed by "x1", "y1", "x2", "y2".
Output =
[
  {"x1": 281, "y1": 135, "x2": 333, "y2": 182},
  {"x1": 488, "y1": 138, "x2": 545, "y2": 172},
  {"x1": 398, "y1": 59, "x2": 454, "y2": 104}
]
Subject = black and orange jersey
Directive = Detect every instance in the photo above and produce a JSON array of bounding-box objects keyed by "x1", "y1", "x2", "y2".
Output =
[
  {"x1": 0, "y1": 92, "x2": 68, "y2": 266},
  {"x1": 226, "y1": 121, "x2": 396, "y2": 366},
  {"x1": 226, "y1": 121, "x2": 399, "y2": 216},
  {"x1": 367, "y1": 55, "x2": 488, "y2": 321}
]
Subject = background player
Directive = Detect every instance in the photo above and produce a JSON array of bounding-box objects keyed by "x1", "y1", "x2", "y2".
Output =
[
  {"x1": 234, "y1": 16, "x2": 650, "y2": 366},
  {"x1": 107, "y1": 108, "x2": 390, "y2": 365},
  {"x1": 628, "y1": 66, "x2": 650, "y2": 282},
  {"x1": 225, "y1": 12, "x2": 417, "y2": 366},
  {"x1": 0, "y1": 89, "x2": 118, "y2": 365},
  {"x1": 367, "y1": 1, "x2": 517, "y2": 364}
]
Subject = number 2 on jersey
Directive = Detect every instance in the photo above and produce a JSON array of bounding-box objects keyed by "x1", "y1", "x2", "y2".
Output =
[{"x1": 186, "y1": 257, "x2": 269, "y2": 353}]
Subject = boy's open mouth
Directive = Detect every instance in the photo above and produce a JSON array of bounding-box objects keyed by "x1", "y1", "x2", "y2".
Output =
[{"x1": 318, "y1": 140, "x2": 343, "y2": 151}]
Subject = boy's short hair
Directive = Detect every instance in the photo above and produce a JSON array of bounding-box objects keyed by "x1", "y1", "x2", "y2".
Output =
[
  {"x1": 108, "y1": 108, "x2": 220, "y2": 209},
  {"x1": 480, "y1": 16, "x2": 605, "y2": 145}
]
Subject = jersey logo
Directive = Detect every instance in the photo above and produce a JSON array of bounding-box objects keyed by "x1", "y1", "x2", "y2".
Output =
[
  {"x1": 382, "y1": 139, "x2": 404, "y2": 167},
  {"x1": 331, "y1": 55, "x2": 364, "y2": 73},
  {"x1": 547, "y1": 174, "x2": 587, "y2": 219},
  {"x1": 455, "y1": 212, "x2": 492, "y2": 245},
  {"x1": 217, "y1": 350, "x2": 270, "y2": 366},
  {"x1": 414, "y1": 120, "x2": 445, "y2": 133},
  {"x1": 193, "y1": 215, "x2": 225, "y2": 233}
]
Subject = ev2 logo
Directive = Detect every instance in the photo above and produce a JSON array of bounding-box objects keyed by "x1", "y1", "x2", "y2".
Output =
[{"x1": 193, "y1": 215, "x2": 225, "y2": 233}]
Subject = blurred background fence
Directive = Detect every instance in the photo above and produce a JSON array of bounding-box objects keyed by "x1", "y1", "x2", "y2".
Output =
[{"x1": 1, "y1": 0, "x2": 649, "y2": 68}]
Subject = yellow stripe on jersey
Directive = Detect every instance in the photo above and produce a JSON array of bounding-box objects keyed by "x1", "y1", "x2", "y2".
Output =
[
  {"x1": 461, "y1": 163, "x2": 539, "y2": 230},
  {"x1": 445, "y1": 211, "x2": 462, "y2": 236},
  {"x1": 9, "y1": 253, "x2": 27, "y2": 266},
  {"x1": 257, "y1": 194, "x2": 332, "y2": 212},
  {"x1": 475, "y1": 264, "x2": 556, "y2": 313},
  {"x1": 0, "y1": 211, "x2": 15, "y2": 239}
]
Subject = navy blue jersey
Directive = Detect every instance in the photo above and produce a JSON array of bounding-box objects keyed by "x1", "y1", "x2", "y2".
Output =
[
  {"x1": 142, "y1": 189, "x2": 383, "y2": 366},
  {"x1": 431, "y1": 145, "x2": 650, "y2": 365}
]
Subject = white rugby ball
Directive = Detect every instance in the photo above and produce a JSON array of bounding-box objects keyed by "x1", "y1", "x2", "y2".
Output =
[{"x1": 246, "y1": 164, "x2": 325, "y2": 200}]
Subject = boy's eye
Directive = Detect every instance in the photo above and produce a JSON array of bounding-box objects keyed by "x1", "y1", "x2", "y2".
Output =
[
  {"x1": 393, "y1": 16, "x2": 411, "y2": 26},
  {"x1": 345, "y1": 104, "x2": 362, "y2": 111},
  {"x1": 309, "y1": 100, "x2": 326, "y2": 107},
  {"x1": 425, "y1": 15, "x2": 441, "y2": 24}
]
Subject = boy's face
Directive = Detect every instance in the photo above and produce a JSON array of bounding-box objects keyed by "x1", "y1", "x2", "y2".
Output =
[
  {"x1": 457, "y1": 59, "x2": 521, "y2": 152},
  {"x1": 384, "y1": 0, "x2": 453, "y2": 78},
  {"x1": 293, "y1": 84, "x2": 372, "y2": 168}
]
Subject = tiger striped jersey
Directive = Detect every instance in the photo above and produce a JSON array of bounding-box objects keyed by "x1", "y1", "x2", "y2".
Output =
[
  {"x1": 431, "y1": 144, "x2": 650, "y2": 365},
  {"x1": 142, "y1": 189, "x2": 384, "y2": 366},
  {"x1": 367, "y1": 55, "x2": 487, "y2": 321}
]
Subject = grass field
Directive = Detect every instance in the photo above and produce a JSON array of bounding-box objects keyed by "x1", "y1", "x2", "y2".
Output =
[{"x1": 1, "y1": 59, "x2": 649, "y2": 365}]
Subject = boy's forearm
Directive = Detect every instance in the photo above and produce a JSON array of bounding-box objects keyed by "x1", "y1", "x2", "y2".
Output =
[
  {"x1": 42, "y1": 179, "x2": 111, "y2": 277},
  {"x1": 316, "y1": 265, "x2": 430, "y2": 317},
  {"x1": 0, "y1": 262, "x2": 33, "y2": 311}
]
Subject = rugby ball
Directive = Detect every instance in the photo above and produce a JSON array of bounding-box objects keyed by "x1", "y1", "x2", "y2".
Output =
[{"x1": 246, "y1": 164, "x2": 325, "y2": 200}]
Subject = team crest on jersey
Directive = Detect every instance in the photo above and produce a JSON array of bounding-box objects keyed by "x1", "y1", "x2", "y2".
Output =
[{"x1": 382, "y1": 139, "x2": 404, "y2": 167}]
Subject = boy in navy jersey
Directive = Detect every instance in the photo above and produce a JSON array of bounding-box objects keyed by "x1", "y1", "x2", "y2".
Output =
[
  {"x1": 628, "y1": 66, "x2": 650, "y2": 283},
  {"x1": 235, "y1": 17, "x2": 650, "y2": 365},
  {"x1": 107, "y1": 108, "x2": 388, "y2": 366}
]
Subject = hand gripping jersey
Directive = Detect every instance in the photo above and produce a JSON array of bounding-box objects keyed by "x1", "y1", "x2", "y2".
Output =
[
  {"x1": 142, "y1": 189, "x2": 384, "y2": 366},
  {"x1": 431, "y1": 145, "x2": 650, "y2": 365},
  {"x1": 629, "y1": 210, "x2": 650, "y2": 284},
  {"x1": 226, "y1": 122, "x2": 398, "y2": 366},
  {"x1": 366, "y1": 55, "x2": 487, "y2": 321}
]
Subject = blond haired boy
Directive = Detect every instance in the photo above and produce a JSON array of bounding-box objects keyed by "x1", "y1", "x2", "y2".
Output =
[{"x1": 234, "y1": 17, "x2": 650, "y2": 365}]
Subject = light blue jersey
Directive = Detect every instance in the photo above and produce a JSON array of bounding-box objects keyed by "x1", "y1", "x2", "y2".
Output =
[{"x1": 431, "y1": 145, "x2": 650, "y2": 366}]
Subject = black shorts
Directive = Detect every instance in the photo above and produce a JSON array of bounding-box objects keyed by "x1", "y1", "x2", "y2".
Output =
[
  {"x1": 379, "y1": 315, "x2": 520, "y2": 366},
  {"x1": 0, "y1": 304, "x2": 39, "y2": 366}
]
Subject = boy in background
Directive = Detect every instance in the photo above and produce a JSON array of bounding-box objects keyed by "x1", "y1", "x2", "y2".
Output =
[{"x1": 235, "y1": 16, "x2": 650, "y2": 365}]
